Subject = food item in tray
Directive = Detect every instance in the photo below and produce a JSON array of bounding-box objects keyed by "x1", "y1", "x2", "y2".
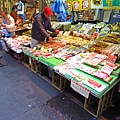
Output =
[
  {"x1": 88, "y1": 41, "x2": 109, "y2": 53},
  {"x1": 101, "y1": 34, "x2": 120, "y2": 44},
  {"x1": 105, "y1": 54, "x2": 117, "y2": 63},
  {"x1": 33, "y1": 50, "x2": 42, "y2": 57},
  {"x1": 67, "y1": 70, "x2": 85, "y2": 81},
  {"x1": 83, "y1": 53, "x2": 106, "y2": 66},
  {"x1": 100, "y1": 60, "x2": 119, "y2": 70},
  {"x1": 102, "y1": 44, "x2": 118, "y2": 55},
  {"x1": 94, "y1": 22, "x2": 105, "y2": 29},
  {"x1": 88, "y1": 79, "x2": 102, "y2": 88},
  {"x1": 92, "y1": 70, "x2": 113, "y2": 82},
  {"x1": 82, "y1": 78, "x2": 107, "y2": 93},
  {"x1": 77, "y1": 64, "x2": 96, "y2": 74}
]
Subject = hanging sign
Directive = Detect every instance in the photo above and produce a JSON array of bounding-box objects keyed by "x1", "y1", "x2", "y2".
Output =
[
  {"x1": 73, "y1": 1, "x2": 80, "y2": 11},
  {"x1": 66, "y1": 2, "x2": 73, "y2": 11},
  {"x1": 5, "y1": 2, "x2": 9, "y2": 8},
  {"x1": 91, "y1": 0, "x2": 103, "y2": 9},
  {"x1": 71, "y1": 80, "x2": 90, "y2": 99},
  {"x1": 81, "y1": 0, "x2": 91, "y2": 10}
]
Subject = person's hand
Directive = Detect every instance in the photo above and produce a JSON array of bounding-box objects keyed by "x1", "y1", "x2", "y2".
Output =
[
  {"x1": 48, "y1": 37, "x2": 53, "y2": 42},
  {"x1": 1, "y1": 23, "x2": 6, "y2": 28},
  {"x1": 55, "y1": 30, "x2": 60, "y2": 34}
]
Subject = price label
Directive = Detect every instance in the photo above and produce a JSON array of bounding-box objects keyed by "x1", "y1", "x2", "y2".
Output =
[
  {"x1": 66, "y1": 2, "x2": 73, "y2": 11},
  {"x1": 71, "y1": 80, "x2": 90, "y2": 98},
  {"x1": 79, "y1": 84, "x2": 90, "y2": 99},
  {"x1": 101, "y1": 65, "x2": 113, "y2": 75},
  {"x1": 71, "y1": 80, "x2": 80, "y2": 93},
  {"x1": 106, "y1": 54, "x2": 117, "y2": 63},
  {"x1": 73, "y1": 1, "x2": 80, "y2": 11}
]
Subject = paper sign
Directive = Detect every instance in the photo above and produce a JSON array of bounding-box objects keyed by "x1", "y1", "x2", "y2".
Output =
[
  {"x1": 5, "y1": 2, "x2": 9, "y2": 8},
  {"x1": 103, "y1": 10, "x2": 111, "y2": 22},
  {"x1": 71, "y1": 80, "x2": 80, "y2": 93},
  {"x1": 79, "y1": 84, "x2": 90, "y2": 99},
  {"x1": 101, "y1": 65, "x2": 113, "y2": 75},
  {"x1": 71, "y1": 80, "x2": 90, "y2": 98},
  {"x1": 66, "y1": 2, "x2": 73, "y2": 11},
  {"x1": 73, "y1": 1, "x2": 80, "y2": 11},
  {"x1": 106, "y1": 54, "x2": 117, "y2": 63},
  {"x1": 81, "y1": 0, "x2": 90, "y2": 10},
  {"x1": 91, "y1": 0, "x2": 103, "y2": 9}
]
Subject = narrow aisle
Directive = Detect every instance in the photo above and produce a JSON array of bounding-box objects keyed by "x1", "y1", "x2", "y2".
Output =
[
  {"x1": 0, "y1": 51, "x2": 61, "y2": 120},
  {"x1": 0, "y1": 51, "x2": 94, "y2": 120}
]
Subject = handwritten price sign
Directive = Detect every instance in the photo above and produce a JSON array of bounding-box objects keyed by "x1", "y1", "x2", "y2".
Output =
[{"x1": 71, "y1": 80, "x2": 90, "y2": 98}]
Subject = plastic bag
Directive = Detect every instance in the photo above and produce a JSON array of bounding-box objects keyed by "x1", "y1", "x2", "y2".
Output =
[{"x1": 2, "y1": 29, "x2": 10, "y2": 38}]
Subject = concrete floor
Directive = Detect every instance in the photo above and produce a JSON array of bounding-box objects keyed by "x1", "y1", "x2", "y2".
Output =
[{"x1": 0, "y1": 51, "x2": 119, "y2": 120}]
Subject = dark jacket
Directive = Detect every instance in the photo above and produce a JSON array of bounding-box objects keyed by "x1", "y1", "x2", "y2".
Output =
[{"x1": 32, "y1": 12, "x2": 55, "y2": 41}]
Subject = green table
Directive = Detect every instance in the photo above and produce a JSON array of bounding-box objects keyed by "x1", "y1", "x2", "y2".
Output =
[{"x1": 23, "y1": 50, "x2": 120, "y2": 117}]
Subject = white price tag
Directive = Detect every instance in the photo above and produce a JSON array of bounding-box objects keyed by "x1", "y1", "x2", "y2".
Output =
[
  {"x1": 71, "y1": 80, "x2": 80, "y2": 93},
  {"x1": 79, "y1": 84, "x2": 90, "y2": 99},
  {"x1": 101, "y1": 65, "x2": 113, "y2": 75},
  {"x1": 71, "y1": 80, "x2": 90, "y2": 99}
]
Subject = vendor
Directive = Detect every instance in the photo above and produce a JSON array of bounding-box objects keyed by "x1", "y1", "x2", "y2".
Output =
[
  {"x1": 15, "y1": 14, "x2": 26, "y2": 26},
  {"x1": 0, "y1": 11, "x2": 15, "y2": 37},
  {"x1": 10, "y1": 5, "x2": 17, "y2": 22},
  {"x1": 31, "y1": 6, "x2": 59, "y2": 48}
]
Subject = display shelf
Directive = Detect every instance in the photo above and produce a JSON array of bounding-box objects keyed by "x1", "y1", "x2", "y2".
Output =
[
  {"x1": 8, "y1": 49, "x2": 25, "y2": 62},
  {"x1": 8, "y1": 50, "x2": 120, "y2": 117},
  {"x1": 84, "y1": 87, "x2": 115, "y2": 117},
  {"x1": 52, "y1": 71, "x2": 70, "y2": 91},
  {"x1": 65, "y1": 68, "x2": 119, "y2": 98},
  {"x1": 97, "y1": 63, "x2": 120, "y2": 76},
  {"x1": 8, "y1": 34, "x2": 120, "y2": 118},
  {"x1": 29, "y1": 57, "x2": 41, "y2": 73},
  {"x1": 39, "y1": 57, "x2": 65, "y2": 68}
]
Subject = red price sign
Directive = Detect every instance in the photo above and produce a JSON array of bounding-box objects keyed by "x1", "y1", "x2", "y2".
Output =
[{"x1": 71, "y1": 80, "x2": 90, "y2": 98}]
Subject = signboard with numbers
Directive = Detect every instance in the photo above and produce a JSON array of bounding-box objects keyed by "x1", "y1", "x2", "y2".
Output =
[{"x1": 71, "y1": 80, "x2": 90, "y2": 99}]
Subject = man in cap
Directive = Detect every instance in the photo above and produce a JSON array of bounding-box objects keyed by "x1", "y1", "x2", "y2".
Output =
[{"x1": 31, "y1": 6, "x2": 59, "y2": 48}]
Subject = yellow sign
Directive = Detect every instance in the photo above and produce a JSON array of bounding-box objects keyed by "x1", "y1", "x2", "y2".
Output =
[
  {"x1": 73, "y1": 1, "x2": 80, "y2": 11},
  {"x1": 66, "y1": 2, "x2": 73, "y2": 11},
  {"x1": 80, "y1": 0, "x2": 91, "y2": 10},
  {"x1": 92, "y1": 0, "x2": 102, "y2": 6},
  {"x1": 5, "y1": 2, "x2": 9, "y2": 8}
]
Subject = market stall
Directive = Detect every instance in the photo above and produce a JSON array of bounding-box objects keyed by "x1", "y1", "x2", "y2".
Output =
[
  {"x1": 0, "y1": 0, "x2": 120, "y2": 117},
  {"x1": 21, "y1": 22, "x2": 120, "y2": 117}
]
